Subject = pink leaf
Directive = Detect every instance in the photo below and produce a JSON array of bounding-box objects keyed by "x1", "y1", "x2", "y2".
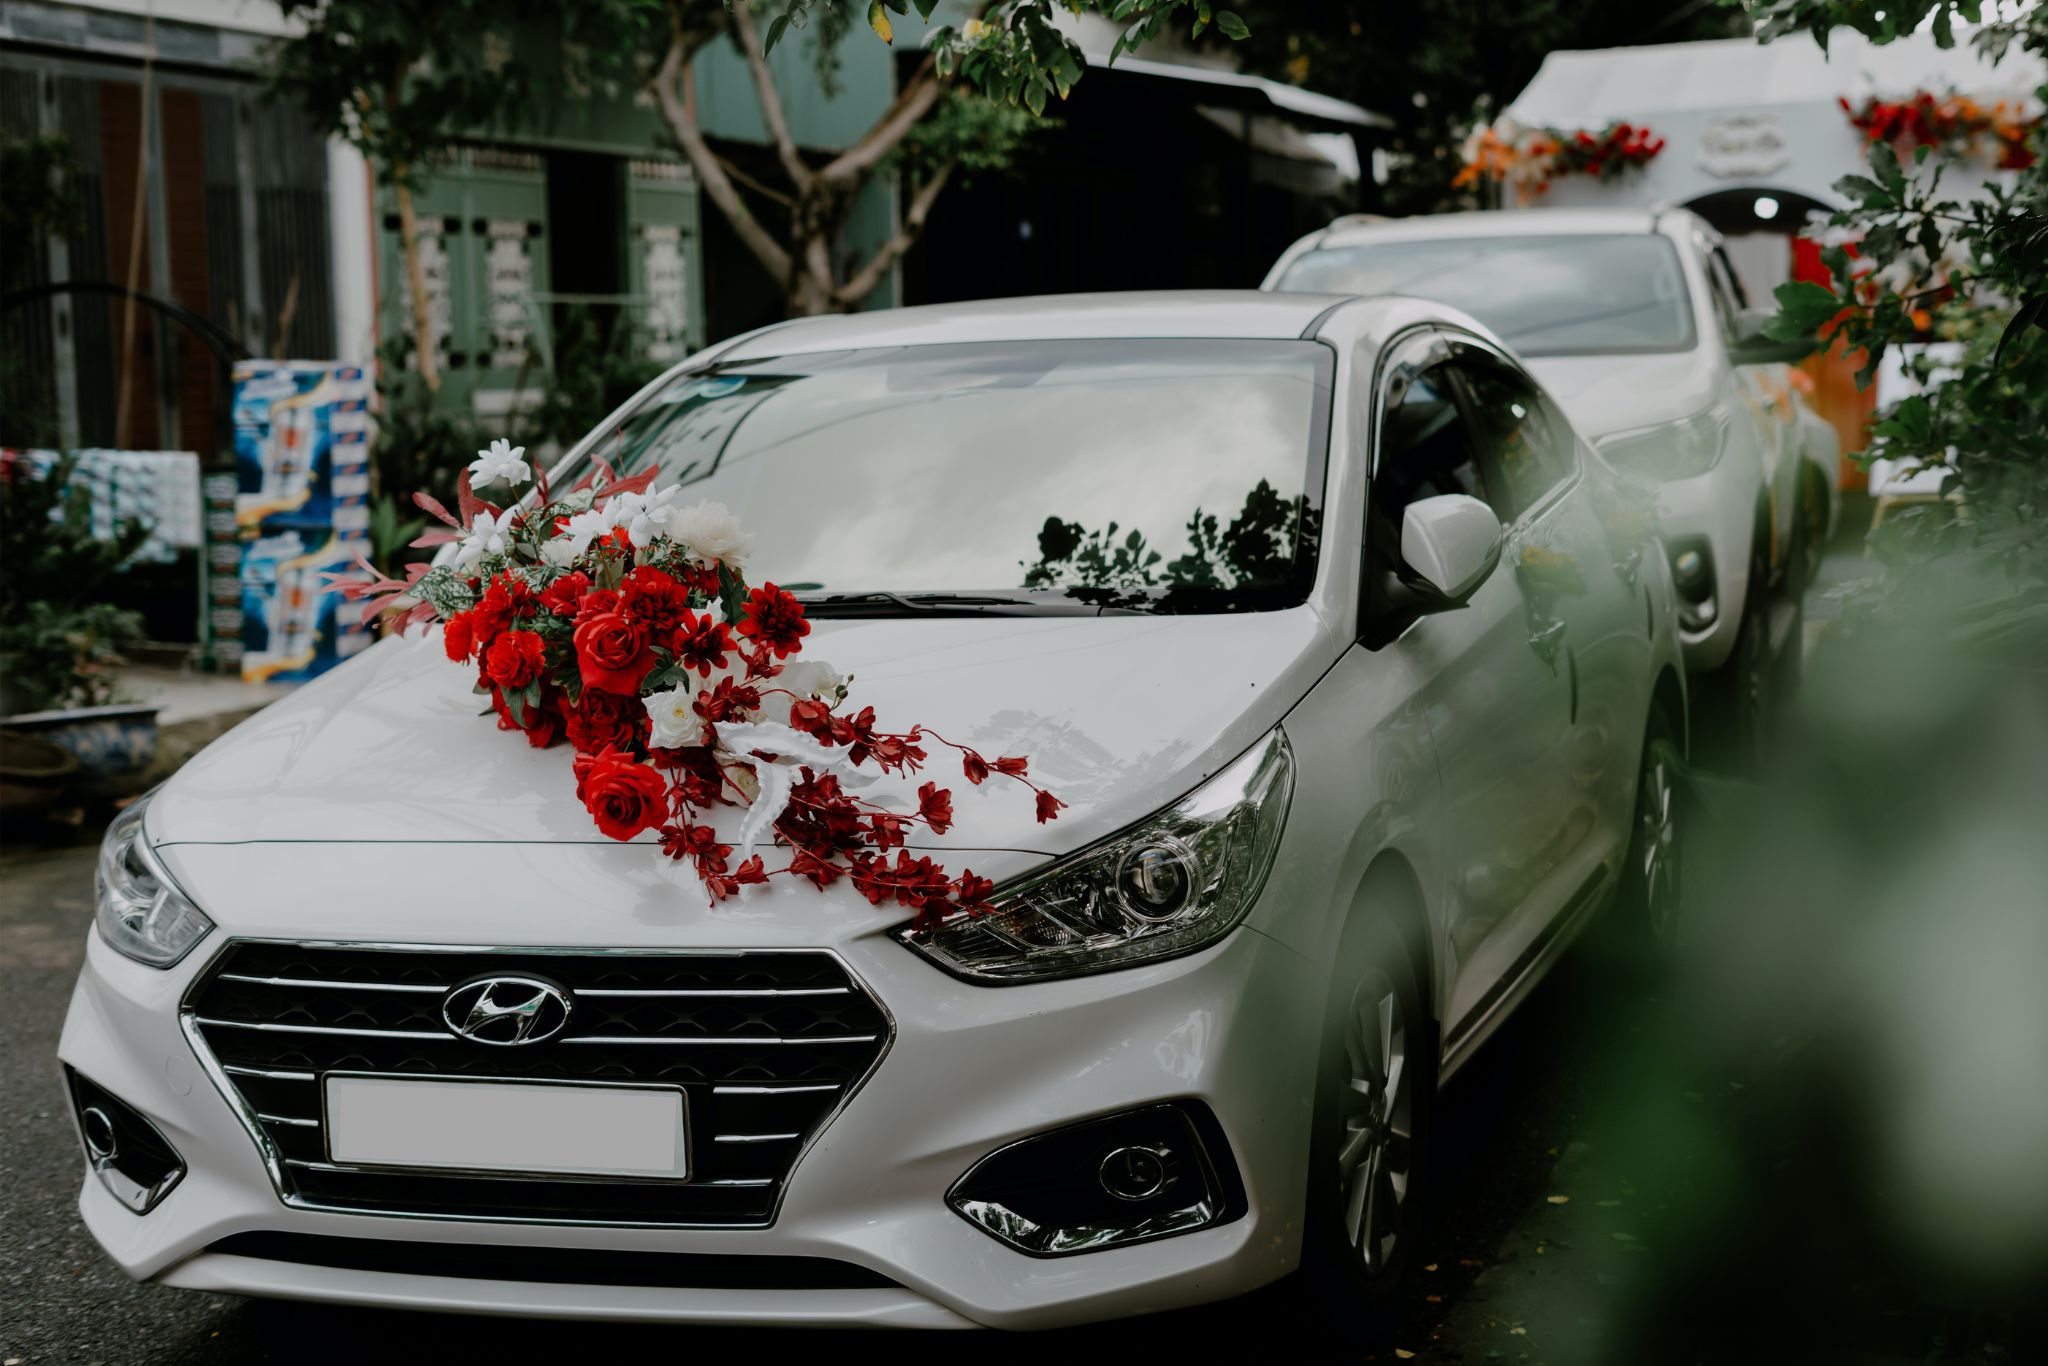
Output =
[{"x1": 413, "y1": 490, "x2": 461, "y2": 528}]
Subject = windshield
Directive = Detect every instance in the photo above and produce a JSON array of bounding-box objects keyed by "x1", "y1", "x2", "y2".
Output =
[
  {"x1": 568, "y1": 340, "x2": 1332, "y2": 614},
  {"x1": 1276, "y1": 233, "x2": 1697, "y2": 356}
]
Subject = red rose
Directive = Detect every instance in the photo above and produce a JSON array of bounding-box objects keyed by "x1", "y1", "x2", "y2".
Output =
[
  {"x1": 470, "y1": 574, "x2": 533, "y2": 645},
  {"x1": 491, "y1": 685, "x2": 563, "y2": 748},
  {"x1": 578, "y1": 588, "x2": 622, "y2": 620},
  {"x1": 621, "y1": 566, "x2": 689, "y2": 634},
  {"x1": 482, "y1": 629, "x2": 546, "y2": 690},
  {"x1": 573, "y1": 610, "x2": 653, "y2": 695},
  {"x1": 540, "y1": 572, "x2": 591, "y2": 618},
  {"x1": 442, "y1": 611, "x2": 476, "y2": 662},
  {"x1": 737, "y1": 582, "x2": 810, "y2": 659},
  {"x1": 572, "y1": 750, "x2": 669, "y2": 842},
  {"x1": 566, "y1": 688, "x2": 645, "y2": 755}
]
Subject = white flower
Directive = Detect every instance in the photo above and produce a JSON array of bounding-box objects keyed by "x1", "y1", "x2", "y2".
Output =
[
  {"x1": 620, "y1": 485, "x2": 685, "y2": 546},
  {"x1": 642, "y1": 686, "x2": 701, "y2": 750},
  {"x1": 467, "y1": 438, "x2": 530, "y2": 488},
  {"x1": 668, "y1": 499, "x2": 755, "y2": 566},
  {"x1": 548, "y1": 504, "x2": 627, "y2": 562},
  {"x1": 453, "y1": 506, "x2": 518, "y2": 568},
  {"x1": 754, "y1": 659, "x2": 845, "y2": 726}
]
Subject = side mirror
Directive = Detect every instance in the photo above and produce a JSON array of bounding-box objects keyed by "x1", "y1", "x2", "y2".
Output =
[
  {"x1": 1729, "y1": 307, "x2": 1817, "y2": 366},
  {"x1": 1401, "y1": 493, "x2": 1504, "y2": 606}
]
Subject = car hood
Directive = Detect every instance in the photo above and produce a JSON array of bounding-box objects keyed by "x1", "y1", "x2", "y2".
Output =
[
  {"x1": 1528, "y1": 351, "x2": 1717, "y2": 441},
  {"x1": 151, "y1": 608, "x2": 1341, "y2": 858}
]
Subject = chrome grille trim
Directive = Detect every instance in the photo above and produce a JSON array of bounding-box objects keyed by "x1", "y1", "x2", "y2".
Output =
[
  {"x1": 218, "y1": 973, "x2": 447, "y2": 994},
  {"x1": 576, "y1": 986, "x2": 851, "y2": 999},
  {"x1": 714, "y1": 1132, "x2": 803, "y2": 1144},
  {"x1": 180, "y1": 939, "x2": 896, "y2": 1231},
  {"x1": 194, "y1": 1017, "x2": 449, "y2": 1041},
  {"x1": 560, "y1": 1034, "x2": 880, "y2": 1047}
]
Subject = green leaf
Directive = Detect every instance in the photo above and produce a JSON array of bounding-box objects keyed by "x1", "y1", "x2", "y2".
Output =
[
  {"x1": 718, "y1": 560, "x2": 749, "y2": 626},
  {"x1": 913, "y1": 0, "x2": 939, "y2": 17},
  {"x1": 1994, "y1": 295, "x2": 2048, "y2": 366},
  {"x1": 1764, "y1": 280, "x2": 1842, "y2": 341},
  {"x1": 1832, "y1": 174, "x2": 1888, "y2": 206},
  {"x1": 763, "y1": 13, "x2": 791, "y2": 54},
  {"x1": 1216, "y1": 10, "x2": 1249, "y2": 40},
  {"x1": 1874, "y1": 394, "x2": 1933, "y2": 445}
]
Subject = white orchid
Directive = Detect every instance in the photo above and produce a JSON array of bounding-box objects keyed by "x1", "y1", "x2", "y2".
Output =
[
  {"x1": 467, "y1": 438, "x2": 530, "y2": 489},
  {"x1": 668, "y1": 498, "x2": 754, "y2": 566},
  {"x1": 754, "y1": 659, "x2": 846, "y2": 726},
  {"x1": 620, "y1": 485, "x2": 686, "y2": 546},
  {"x1": 641, "y1": 685, "x2": 701, "y2": 750},
  {"x1": 548, "y1": 504, "x2": 627, "y2": 561},
  {"x1": 453, "y1": 506, "x2": 519, "y2": 568}
]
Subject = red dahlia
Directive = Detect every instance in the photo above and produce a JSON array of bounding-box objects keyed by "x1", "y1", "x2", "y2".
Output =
[{"x1": 738, "y1": 583, "x2": 810, "y2": 659}]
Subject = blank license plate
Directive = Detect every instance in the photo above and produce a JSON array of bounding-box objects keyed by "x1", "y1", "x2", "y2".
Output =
[{"x1": 323, "y1": 1074, "x2": 689, "y2": 1180}]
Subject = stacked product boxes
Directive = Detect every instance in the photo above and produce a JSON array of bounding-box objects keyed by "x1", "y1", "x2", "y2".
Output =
[{"x1": 230, "y1": 362, "x2": 375, "y2": 683}]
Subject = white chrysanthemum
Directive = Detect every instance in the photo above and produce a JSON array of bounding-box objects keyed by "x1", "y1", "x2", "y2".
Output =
[
  {"x1": 467, "y1": 438, "x2": 530, "y2": 488},
  {"x1": 668, "y1": 499, "x2": 754, "y2": 566},
  {"x1": 453, "y1": 506, "x2": 517, "y2": 568},
  {"x1": 642, "y1": 686, "x2": 700, "y2": 750}
]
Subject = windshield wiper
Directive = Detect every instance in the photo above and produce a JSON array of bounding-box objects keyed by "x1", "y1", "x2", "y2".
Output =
[{"x1": 796, "y1": 590, "x2": 1146, "y2": 618}]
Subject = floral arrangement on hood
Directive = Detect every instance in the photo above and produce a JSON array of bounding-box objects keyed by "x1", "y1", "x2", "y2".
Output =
[{"x1": 343, "y1": 442, "x2": 1062, "y2": 914}]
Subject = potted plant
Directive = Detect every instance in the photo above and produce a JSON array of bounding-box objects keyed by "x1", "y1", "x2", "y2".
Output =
[{"x1": 0, "y1": 453, "x2": 159, "y2": 793}]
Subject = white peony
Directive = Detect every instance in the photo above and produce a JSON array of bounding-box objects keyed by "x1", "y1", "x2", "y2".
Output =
[
  {"x1": 642, "y1": 685, "x2": 701, "y2": 750},
  {"x1": 453, "y1": 506, "x2": 518, "y2": 568},
  {"x1": 668, "y1": 499, "x2": 754, "y2": 566},
  {"x1": 467, "y1": 438, "x2": 530, "y2": 489}
]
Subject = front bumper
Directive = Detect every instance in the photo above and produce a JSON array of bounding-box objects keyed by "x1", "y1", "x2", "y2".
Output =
[
  {"x1": 1644, "y1": 467, "x2": 1756, "y2": 674},
  {"x1": 60, "y1": 880, "x2": 1324, "y2": 1330}
]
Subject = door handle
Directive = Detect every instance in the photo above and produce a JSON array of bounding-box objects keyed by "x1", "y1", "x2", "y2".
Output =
[{"x1": 1566, "y1": 643, "x2": 1579, "y2": 725}]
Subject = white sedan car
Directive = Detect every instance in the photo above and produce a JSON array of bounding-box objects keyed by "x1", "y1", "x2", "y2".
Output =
[
  {"x1": 1266, "y1": 209, "x2": 1836, "y2": 757},
  {"x1": 63, "y1": 292, "x2": 1685, "y2": 1334}
]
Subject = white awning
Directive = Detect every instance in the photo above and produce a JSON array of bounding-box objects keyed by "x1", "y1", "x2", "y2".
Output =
[{"x1": 1083, "y1": 51, "x2": 1392, "y2": 131}]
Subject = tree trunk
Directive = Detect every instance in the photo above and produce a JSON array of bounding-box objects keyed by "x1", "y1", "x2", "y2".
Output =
[{"x1": 392, "y1": 172, "x2": 441, "y2": 392}]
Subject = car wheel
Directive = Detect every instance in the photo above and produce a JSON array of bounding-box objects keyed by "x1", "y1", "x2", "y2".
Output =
[
  {"x1": 1794, "y1": 468, "x2": 1831, "y2": 590},
  {"x1": 1300, "y1": 909, "x2": 1436, "y2": 1337},
  {"x1": 1626, "y1": 700, "x2": 1686, "y2": 953},
  {"x1": 1699, "y1": 544, "x2": 1773, "y2": 770}
]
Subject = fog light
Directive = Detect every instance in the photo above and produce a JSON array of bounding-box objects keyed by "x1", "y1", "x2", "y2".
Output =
[
  {"x1": 67, "y1": 1069, "x2": 185, "y2": 1214},
  {"x1": 1673, "y1": 549, "x2": 1706, "y2": 588},
  {"x1": 1099, "y1": 1144, "x2": 1172, "y2": 1201},
  {"x1": 948, "y1": 1102, "x2": 1245, "y2": 1255},
  {"x1": 1667, "y1": 540, "x2": 1718, "y2": 632}
]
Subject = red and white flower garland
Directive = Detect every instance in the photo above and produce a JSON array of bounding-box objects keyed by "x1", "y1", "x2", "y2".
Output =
[{"x1": 344, "y1": 447, "x2": 1062, "y2": 914}]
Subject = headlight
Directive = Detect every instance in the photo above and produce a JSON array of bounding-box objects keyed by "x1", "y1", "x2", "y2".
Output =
[
  {"x1": 1598, "y1": 404, "x2": 1732, "y2": 480},
  {"x1": 96, "y1": 795, "x2": 213, "y2": 968},
  {"x1": 895, "y1": 729, "x2": 1294, "y2": 983}
]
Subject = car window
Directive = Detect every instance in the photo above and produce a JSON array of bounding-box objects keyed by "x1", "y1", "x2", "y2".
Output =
[
  {"x1": 1373, "y1": 367, "x2": 1489, "y2": 531},
  {"x1": 1701, "y1": 241, "x2": 1744, "y2": 341},
  {"x1": 1276, "y1": 234, "x2": 1697, "y2": 356},
  {"x1": 1455, "y1": 361, "x2": 1575, "y2": 520}
]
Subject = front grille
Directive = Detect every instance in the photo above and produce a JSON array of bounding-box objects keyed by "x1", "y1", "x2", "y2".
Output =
[{"x1": 184, "y1": 942, "x2": 890, "y2": 1227}]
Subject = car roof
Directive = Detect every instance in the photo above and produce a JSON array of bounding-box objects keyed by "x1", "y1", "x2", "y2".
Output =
[
  {"x1": 714, "y1": 290, "x2": 1352, "y2": 359},
  {"x1": 1306, "y1": 207, "x2": 1669, "y2": 252}
]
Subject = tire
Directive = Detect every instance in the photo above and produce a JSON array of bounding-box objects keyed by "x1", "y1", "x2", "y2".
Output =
[
  {"x1": 1696, "y1": 541, "x2": 1773, "y2": 770},
  {"x1": 1623, "y1": 698, "x2": 1686, "y2": 956},
  {"x1": 1793, "y1": 468, "x2": 1831, "y2": 591},
  {"x1": 1298, "y1": 908, "x2": 1438, "y2": 1341}
]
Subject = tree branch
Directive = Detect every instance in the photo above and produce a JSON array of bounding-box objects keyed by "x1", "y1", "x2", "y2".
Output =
[
  {"x1": 815, "y1": 0, "x2": 993, "y2": 187},
  {"x1": 835, "y1": 157, "x2": 956, "y2": 307},
  {"x1": 730, "y1": 2, "x2": 811, "y2": 192},
  {"x1": 816, "y1": 61, "x2": 948, "y2": 187},
  {"x1": 649, "y1": 6, "x2": 792, "y2": 284},
  {"x1": 716, "y1": 153, "x2": 795, "y2": 208}
]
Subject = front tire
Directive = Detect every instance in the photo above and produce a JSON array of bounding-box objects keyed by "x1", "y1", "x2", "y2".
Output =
[
  {"x1": 1299, "y1": 910, "x2": 1437, "y2": 1338},
  {"x1": 1625, "y1": 698, "x2": 1686, "y2": 954}
]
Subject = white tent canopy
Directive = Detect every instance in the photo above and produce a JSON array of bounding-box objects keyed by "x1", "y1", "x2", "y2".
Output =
[{"x1": 1504, "y1": 30, "x2": 2042, "y2": 212}]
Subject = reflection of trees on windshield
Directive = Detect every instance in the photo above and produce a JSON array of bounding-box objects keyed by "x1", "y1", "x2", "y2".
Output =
[{"x1": 1021, "y1": 479, "x2": 1318, "y2": 608}]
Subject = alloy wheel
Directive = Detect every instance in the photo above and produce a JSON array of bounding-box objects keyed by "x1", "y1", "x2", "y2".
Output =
[
  {"x1": 1638, "y1": 740, "x2": 1683, "y2": 945},
  {"x1": 1337, "y1": 967, "x2": 1413, "y2": 1275}
]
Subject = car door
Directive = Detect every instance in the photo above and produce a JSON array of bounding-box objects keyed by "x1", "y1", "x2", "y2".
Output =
[
  {"x1": 1703, "y1": 236, "x2": 1799, "y2": 573},
  {"x1": 1364, "y1": 329, "x2": 1573, "y2": 1046},
  {"x1": 1450, "y1": 340, "x2": 1652, "y2": 896}
]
